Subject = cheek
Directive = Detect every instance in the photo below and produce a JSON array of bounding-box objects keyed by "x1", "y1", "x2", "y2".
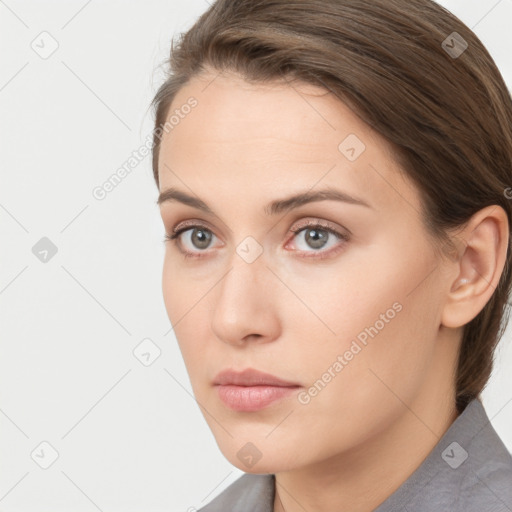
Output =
[
  {"x1": 284, "y1": 299, "x2": 440, "y2": 462},
  {"x1": 161, "y1": 252, "x2": 192, "y2": 322},
  {"x1": 289, "y1": 247, "x2": 441, "y2": 404},
  {"x1": 276, "y1": 259, "x2": 402, "y2": 346},
  {"x1": 161, "y1": 256, "x2": 199, "y2": 359},
  {"x1": 360, "y1": 281, "x2": 442, "y2": 399}
]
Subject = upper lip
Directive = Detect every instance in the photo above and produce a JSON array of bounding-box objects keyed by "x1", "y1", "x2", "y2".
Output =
[{"x1": 213, "y1": 368, "x2": 300, "y2": 387}]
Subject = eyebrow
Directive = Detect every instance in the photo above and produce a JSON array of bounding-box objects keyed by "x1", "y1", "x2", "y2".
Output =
[{"x1": 157, "y1": 186, "x2": 372, "y2": 216}]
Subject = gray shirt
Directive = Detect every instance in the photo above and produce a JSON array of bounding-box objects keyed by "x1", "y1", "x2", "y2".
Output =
[{"x1": 197, "y1": 398, "x2": 512, "y2": 511}]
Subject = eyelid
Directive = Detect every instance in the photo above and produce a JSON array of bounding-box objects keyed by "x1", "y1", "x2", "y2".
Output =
[
  {"x1": 283, "y1": 219, "x2": 349, "y2": 259},
  {"x1": 167, "y1": 220, "x2": 224, "y2": 256},
  {"x1": 166, "y1": 218, "x2": 349, "y2": 258},
  {"x1": 171, "y1": 217, "x2": 348, "y2": 238},
  {"x1": 171, "y1": 218, "x2": 217, "y2": 235},
  {"x1": 288, "y1": 218, "x2": 350, "y2": 237}
]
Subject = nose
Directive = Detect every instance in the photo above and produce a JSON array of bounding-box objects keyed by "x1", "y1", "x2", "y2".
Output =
[{"x1": 210, "y1": 249, "x2": 281, "y2": 347}]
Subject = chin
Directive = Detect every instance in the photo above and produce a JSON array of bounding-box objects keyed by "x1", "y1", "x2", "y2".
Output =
[
  {"x1": 215, "y1": 439, "x2": 305, "y2": 474},
  {"x1": 229, "y1": 457, "x2": 294, "y2": 475}
]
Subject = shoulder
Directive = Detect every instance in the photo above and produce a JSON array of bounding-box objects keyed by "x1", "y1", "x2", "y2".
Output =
[
  {"x1": 376, "y1": 398, "x2": 512, "y2": 512},
  {"x1": 197, "y1": 473, "x2": 275, "y2": 512},
  {"x1": 454, "y1": 399, "x2": 512, "y2": 510},
  {"x1": 452, "y1": 414, "x2": 512, "y2": 511}
]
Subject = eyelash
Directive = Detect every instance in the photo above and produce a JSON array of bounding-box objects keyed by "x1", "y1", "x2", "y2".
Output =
[{"x1": 163, "y1": 220, "x2": 350, "y2": 260}]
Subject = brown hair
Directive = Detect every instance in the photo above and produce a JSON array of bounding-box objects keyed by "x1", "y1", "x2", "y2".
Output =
[{"x1": 150, "y1": 0, "x2": 512, "y2": 413}]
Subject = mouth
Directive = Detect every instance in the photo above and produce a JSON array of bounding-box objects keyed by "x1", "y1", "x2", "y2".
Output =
[{"x1": 213, "y1": 368, "x2": 301, "y2": 412}]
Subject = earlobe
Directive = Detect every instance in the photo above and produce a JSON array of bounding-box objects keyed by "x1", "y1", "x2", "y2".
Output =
[{"x1": 441, "y1": 206, "x2": 509, "y2": 329}]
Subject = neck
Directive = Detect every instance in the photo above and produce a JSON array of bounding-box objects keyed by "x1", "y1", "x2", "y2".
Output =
[
  {"x1": 274, "y1": 401, "x2": 458, "y2": 512},
  {"x1": 273, "y1": 331, "x2": 461, "y2": 512}
]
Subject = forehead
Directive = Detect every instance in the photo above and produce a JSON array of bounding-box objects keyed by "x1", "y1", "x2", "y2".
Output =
[
  {"x1": 158, "y1": 71, "x2": 420, "y2": 216},
  {"x1": 163, "y1": 71, "x2": 375, "y2": 154}
]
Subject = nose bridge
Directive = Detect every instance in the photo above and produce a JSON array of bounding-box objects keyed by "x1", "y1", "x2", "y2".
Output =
[
  {"x1": 211, "y1": 238, "x2": 278, "y2": 343},
  {"x1": 218, "y1": 239, "x2": 269, "y2": 310}
]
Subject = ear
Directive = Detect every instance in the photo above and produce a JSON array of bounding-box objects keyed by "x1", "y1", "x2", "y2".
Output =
[{"x1": 441, "y1": 205, "x2": 509, "y2": 329}]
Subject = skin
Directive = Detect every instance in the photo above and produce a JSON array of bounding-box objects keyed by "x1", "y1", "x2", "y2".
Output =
[{"x1": 157, "y1": 68, "x2": 509, "y2": 512}]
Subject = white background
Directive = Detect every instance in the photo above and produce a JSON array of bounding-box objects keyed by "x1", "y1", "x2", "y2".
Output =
[{"x1": 1, "y1": 1, "x2": 511, "y2": 511}]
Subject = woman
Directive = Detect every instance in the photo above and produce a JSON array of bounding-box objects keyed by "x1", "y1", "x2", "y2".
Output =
[{"x1": 151, "y1": 0, "x2": 512, "y2": 510}]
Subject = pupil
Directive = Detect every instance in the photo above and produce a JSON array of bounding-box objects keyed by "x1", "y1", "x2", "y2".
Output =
[
  {"x1": 190, "y1": 227, "x2": 329, "y2": 250},
  {"x1": 193, "y1": 228, "x2": 212, "y2": 249},
  {"x1": 306, "y1": 228, "x2": 327, "y2": 249}
]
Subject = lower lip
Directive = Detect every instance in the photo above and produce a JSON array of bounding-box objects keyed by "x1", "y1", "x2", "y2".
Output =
[{"x1": 216, "y1": 385, "x2": 300, "y2": 411}]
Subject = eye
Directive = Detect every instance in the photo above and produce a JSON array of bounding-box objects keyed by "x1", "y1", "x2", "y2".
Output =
[
  {"x1": 286, "y1": 220, "x2": 349, "y2": 258},
  {"x1": 163, "y1": 223, "x2": 219, "y2": 259},
  {"x1": 163, "y1": 219, "x2": 350, "y2": 259}
]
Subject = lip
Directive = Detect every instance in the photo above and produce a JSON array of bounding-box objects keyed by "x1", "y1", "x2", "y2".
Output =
[
  {"x1": 213, "y1": 368, "x2": 300, "y2": 387},
  {"x1": 213, "y1": 368, "x2": 301, "y2": 412}
]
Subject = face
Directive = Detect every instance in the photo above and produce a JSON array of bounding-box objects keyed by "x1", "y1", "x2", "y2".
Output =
[{"x1": 157, "y1": 70, "x2": 453, "y2": 474}]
